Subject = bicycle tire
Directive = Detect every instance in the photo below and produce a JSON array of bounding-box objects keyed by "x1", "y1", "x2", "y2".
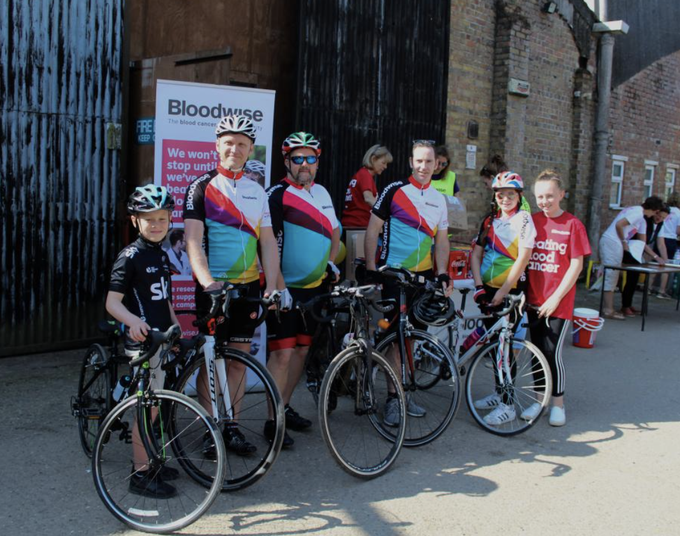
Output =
[
  {"x1": 318, "y1": 347, "x2": 406, "y2": 479},
  {"x1": 76, "y1": 344, "x2": 112, "y2": 457},
  {"x1": 465, "y1": 338, "x2": 552, "y2": 436},
  {"x1": 171, "y1": 348, "x2": 284, "y2": 491},
  {"x1": 375, "y1": 329, "x2": 461, "y2": 447},
  {"x1": 92, "y1": 390, "x2": 226, "y2": 533}
]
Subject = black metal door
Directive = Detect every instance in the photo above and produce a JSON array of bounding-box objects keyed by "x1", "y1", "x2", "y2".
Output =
[
  {"x1": 297, "y1": 0, "x2": 451, "y2": 210},
  {"x1": 1, "y1": 0, "x2": 125, "y2": 356}
]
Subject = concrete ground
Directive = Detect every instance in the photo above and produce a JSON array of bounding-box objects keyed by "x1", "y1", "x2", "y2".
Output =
[{"x1": 1, "y1": 284, "x2": 678, "y2": 536}]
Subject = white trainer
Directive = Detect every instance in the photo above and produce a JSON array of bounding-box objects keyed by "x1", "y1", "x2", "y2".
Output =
[
  {"x1": 549, "y1": 405, "x2": 566, "y2": 427},
  {"x1": 520, "y1": 402, "x2": 542, "y2": 421},
  {"x1": 483, "y1": 403, "x2": 516, "y2": 425},
  {"x1": 473, "y1": 393, "x2": 501, "y2": 410}
]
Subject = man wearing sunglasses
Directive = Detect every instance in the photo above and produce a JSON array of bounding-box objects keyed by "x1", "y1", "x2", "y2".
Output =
[
  {"x1": 364, "y1": 139, "x2": 453, "y2": 427},
  {"x1": 183, "y1": 114, "x2": 282, "y2": 457},
  {"x1": 265, "y1": 131, "x2": 341, "y2": 447}
]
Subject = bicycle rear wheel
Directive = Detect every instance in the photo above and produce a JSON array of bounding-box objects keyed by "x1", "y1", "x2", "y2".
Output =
[
  {"x1": 375, "y1": 330, "x2": 461, "y2": 447},
  {"x1": 92, "y1": 390, "x2": 225, "y2": 533},
  {"x1": 465, "y1": 339, "x2": 552, "y2": 436},
  {"x1": 318, "y1": 348, "x2": 406, "y2": 479},
  {"x1": 75, "y1": 344, "x2": 112, "y2": 457},
  {"x1": 172, "y1": 348, "x2": 284, "y2": 491}
]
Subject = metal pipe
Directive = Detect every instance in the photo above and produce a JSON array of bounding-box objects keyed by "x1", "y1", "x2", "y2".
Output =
[{"x1": 587, "y1": 32, "x2": 615, "y2": 256}]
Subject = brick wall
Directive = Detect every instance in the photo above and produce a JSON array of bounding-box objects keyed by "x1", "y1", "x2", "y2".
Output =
[
  {"x1": 446, "y1": 0, "x2": 597, "y2": 241},
  {"x1": 602, "y1": 50, "x2": 680, "y2": 231},
  {"x1": 446, "y1": 0, "x2": 497, "y2": 237}
]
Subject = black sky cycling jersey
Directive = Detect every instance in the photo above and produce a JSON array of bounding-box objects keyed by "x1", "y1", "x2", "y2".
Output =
[{"x1": 109, "y1": 236, "x2": 174, "y2": 336}]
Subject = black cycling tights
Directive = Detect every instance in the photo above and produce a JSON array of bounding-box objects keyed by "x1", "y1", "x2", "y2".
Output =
[{"x1": 528, "y1": 313, "x2": 569, "y2": 398}]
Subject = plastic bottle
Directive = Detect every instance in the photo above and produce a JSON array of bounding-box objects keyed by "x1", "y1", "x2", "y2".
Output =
[
  {"x1": 112, "y1": 374, "x2": 132, "y2": 402},
  {"x1": 461, "y1": 326, "x2": 485, "y2": 353}
]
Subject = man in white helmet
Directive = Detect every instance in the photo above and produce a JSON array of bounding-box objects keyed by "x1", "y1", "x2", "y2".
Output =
[{"x1": 184, "y1": 114, "x2": 283, "y2": 456}]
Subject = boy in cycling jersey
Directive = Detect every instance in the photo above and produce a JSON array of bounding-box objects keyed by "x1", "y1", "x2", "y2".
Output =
[{"x1": 106, "y1": 184, "x2": 180, "y2": 499}]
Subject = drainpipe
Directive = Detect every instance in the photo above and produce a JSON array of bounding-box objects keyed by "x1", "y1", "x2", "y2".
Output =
[{"x1": 588, "y1": 20, "x2": 629, "y2": 255}]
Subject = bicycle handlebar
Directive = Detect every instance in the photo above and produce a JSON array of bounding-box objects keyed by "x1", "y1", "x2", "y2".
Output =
[
  {"x1": 481, "y1": 293, "x2": 525, "y2": 318},
  {"x1": 192, "y1": 283, "x2": 281, "y2": 328},
  {"x1": 378, "y1": 266, "x2": 437, "y2": 290},
  {"x1": 130, "y1": 324, "x2": 182, "y2": 368},
  {"x1": 297, "y1": 284, "x2": 393, "y2": 323}
]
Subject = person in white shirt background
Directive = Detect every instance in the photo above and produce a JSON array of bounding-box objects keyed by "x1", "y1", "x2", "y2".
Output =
[{"x1": 598, "y1": 196, "x2": 665, "y2": 319}]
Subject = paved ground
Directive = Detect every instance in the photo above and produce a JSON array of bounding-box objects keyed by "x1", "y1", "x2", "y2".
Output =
[{"x1": 1, "y1": 285, "x2": 678, "y2": 536}]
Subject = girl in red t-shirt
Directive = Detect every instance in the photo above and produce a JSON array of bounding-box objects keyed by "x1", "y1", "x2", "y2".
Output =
[
  {"x1": 341, "y1": 145, "x2": 393, "y2": 229},
  {"x1": 526, "y1": 170, "x2": 591, "y2": 427}
]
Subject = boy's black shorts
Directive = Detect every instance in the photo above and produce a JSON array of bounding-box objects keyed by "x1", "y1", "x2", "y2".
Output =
[{"x1": 195, "y1": 280, "x2": 261, "y2": 344}]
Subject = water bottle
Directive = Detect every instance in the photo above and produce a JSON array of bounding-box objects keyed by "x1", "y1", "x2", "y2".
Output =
[
  {"x1": 341, "y1": 332, "x2": 355, "y2": 349},
  {"x1": 112, "y1": 374, "x2": 132, "y2": 402},
  {"x1": 461, "y1": 326, "x2": 485, "y2": 353}
]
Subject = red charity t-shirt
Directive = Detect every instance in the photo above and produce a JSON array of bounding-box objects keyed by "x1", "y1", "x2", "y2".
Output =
[
  {"x1": 341, "y1": 167, "x2": 377, "y2": 228},
  {"x1": 526, "y1": 211, "x2": 592, "y2": 320}
]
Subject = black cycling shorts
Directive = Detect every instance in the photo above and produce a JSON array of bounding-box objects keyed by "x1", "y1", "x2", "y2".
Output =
[{"x1": 195, "y1": 280, "x2": 261, "y2": 344}]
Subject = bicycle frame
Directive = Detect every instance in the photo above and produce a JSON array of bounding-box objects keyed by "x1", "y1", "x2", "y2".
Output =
[
  {"x1": 201, "y1": 335, "x2": 234, "y2": 423},
  {"x1": 445, "y1": 294, "x2": 526, "y2": 386}
]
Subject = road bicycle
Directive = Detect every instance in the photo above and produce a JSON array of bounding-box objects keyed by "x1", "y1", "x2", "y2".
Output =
[
  {"x1": 304, "y1": 283, "x2": 407, "y2": 479},
  {"x1": 72, "y1": 320, "x2": 202, "y2": 457},
  {"x1": 91, "y1": 325, "x2": 226, "y2": 533},
  {"x1": 297, "y1": 290, "x2": 349, "y2": 408},
  {"x1": 372, "y1": 267, "x2": 462, "y2": 447},
  {"x1": 423, "y1": 280, "x2": 552, "y2": 436},
  {"x1": 170, "y1": 283, "x2": 285, "y2": 491}
]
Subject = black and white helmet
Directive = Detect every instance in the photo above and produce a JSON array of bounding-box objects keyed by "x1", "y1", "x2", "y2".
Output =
[
  {"x1": 244, "y1": 160, "x2": 266, "y2": 176},
  {"x1": 127, "y1": 185, "x2": 175, "y2": 214},
  {"x1": 215, "y1": 114, "x2": 257, "y2": 142},
  {"x1": 412, "y1": 291, "x2": 456, "y2": 327}
]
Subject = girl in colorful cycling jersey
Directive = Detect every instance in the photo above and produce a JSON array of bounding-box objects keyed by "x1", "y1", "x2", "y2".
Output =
[
  {"x1": 470, "y1": 171, "x2": 536, "y2": 426},
  {"x1": 525, "y1": 170, "x2": 591, "y2": 427}
]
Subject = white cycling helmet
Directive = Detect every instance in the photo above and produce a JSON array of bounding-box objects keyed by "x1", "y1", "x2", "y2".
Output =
[
  {"x1": 244, "y1": 160, "x2": 266, "y2": 176},
  {"x1": 281, "y1": 131, "x2": 321, "y2": 156},
  {"x1": 215, "y1": 115, "x2": 257, "y2": 142}
]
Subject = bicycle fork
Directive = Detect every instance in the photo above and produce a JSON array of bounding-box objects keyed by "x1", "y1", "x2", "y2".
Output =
[
  {"x1": 494, "y1": 325, "x2": 515, "y2": 400},
  {"x1": 203, "y1": 336, "x2": 234, "y2": 423}
]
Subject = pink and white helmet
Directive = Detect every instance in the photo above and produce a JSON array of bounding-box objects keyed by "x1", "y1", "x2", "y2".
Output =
[{"x1": 491, "y1": 171, "x2": 524, "y2": 191}]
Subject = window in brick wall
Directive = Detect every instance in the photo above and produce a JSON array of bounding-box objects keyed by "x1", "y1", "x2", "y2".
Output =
[
  {"x1": 665, "y1": 166, "x2": 677, "y2": 200},
  {"x1": 643, "y1": 161, "x2": 658, "y2": 201},
  {"x1": 609, "y1": 156, "x2": 626, "y2": 208}
]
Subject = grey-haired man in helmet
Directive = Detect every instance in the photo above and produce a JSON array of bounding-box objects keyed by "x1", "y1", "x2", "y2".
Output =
[{"x1": 183, "y1": 115, "x2": 283, "y2": 456}]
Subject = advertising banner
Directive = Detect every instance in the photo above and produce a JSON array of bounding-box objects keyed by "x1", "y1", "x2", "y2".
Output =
[{"x1": 154, "y1": 79, "x2": 276, "y2": 343}]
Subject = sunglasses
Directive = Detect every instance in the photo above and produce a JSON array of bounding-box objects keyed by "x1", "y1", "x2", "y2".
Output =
[{"x1": 290, "y1": 155, "x2": 318, "y2": 165}]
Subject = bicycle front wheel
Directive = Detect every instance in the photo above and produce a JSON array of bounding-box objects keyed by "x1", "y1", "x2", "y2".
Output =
[
  {"x1": 76, "y1": 344, "x2": 112, "y2": 457},
  {"x1": 318, "y1": 348, "x2": 406, "y2": 479},
  {"x1": 465, "y1": 338, "x2": 552, "y2": 436},
  {"x1": 172, "y1": 348, "x2": 284, "y2": 491},
  {"x1": 92, "y1": 390, "x2": 226, "y2": 533},
  {"x1": 375, "y1": 330, "x2": 461, "y2": 447}
]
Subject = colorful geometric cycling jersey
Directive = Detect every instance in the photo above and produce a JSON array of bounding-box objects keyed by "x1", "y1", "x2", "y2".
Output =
[
  {"x1": 267, "y1": 178, "x2": 339, "y2": 289},
  {"x1": 476, "y1": 208, "x2": 536, "y2": 289},
  {"x1": 183, "y1": 167, "x2": 271, "y2": 284},
  {"x1": 372, "y1": 177, "x2": 448, "y2": 271}
]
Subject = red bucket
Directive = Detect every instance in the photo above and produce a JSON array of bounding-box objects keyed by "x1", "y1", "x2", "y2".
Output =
[{"x1": 572, "y1": 308, "x2": 605, "y2": 349}]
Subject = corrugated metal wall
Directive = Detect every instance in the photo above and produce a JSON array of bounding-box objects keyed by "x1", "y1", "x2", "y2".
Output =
[
  {"x1": 0, "y1": 0, "x2": 125, "y2": 356},
  {"x1": 298, "y1": 0, "x2": 451, "y2": 206}
]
